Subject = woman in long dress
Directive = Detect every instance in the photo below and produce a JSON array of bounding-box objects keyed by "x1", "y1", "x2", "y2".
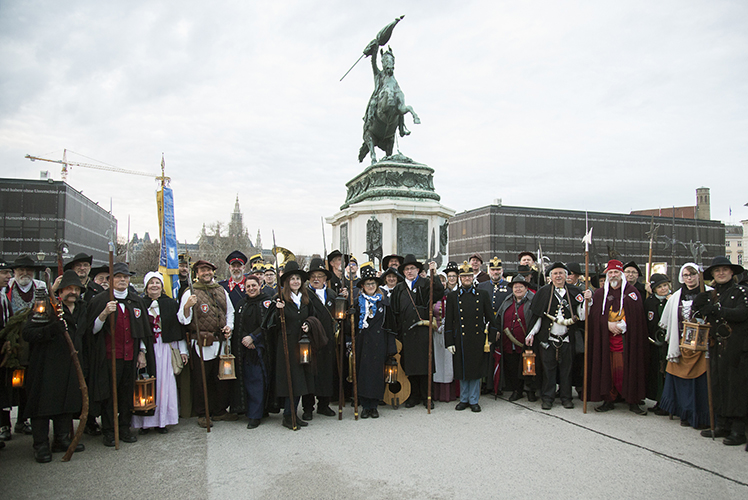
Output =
[
  {"x1": 433, "y1": 263, "x2": 459, "y2": 402},
  {"x1": 132, "y1": 272, "x2": 189, "y2": 434},
  {"x1": 658, "y1": 263, "x2": 711, "y2": 429}
]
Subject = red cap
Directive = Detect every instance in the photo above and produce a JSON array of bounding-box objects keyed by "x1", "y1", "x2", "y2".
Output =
[{"x1": 604, "y1": 260, "x2": 624, "y2": 274}]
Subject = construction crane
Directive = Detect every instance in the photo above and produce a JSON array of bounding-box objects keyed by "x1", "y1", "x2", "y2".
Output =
[{"x1": 25, "y1": 148, "x2": 168, "y2": 184}]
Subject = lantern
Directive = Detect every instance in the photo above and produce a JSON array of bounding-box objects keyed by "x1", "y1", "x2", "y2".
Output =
[
  {"x1": 384, "y1": 357, "x2": 399, "y2": 384},
  {"x1": 31, "y1": 289, "x2": 51, "y2": 323},
  {"x1": 11, "y1": 367, "x2": 25, "y2": 388},
  {"x1": 299, "y1": 332, "x2": 311, "y2": 365},
  {"x1": 680, "y1": 320, "x2": 710, "y2": 351},
  {"x1": 133, "y1": 372, "x2": 156, "y2": 411},
  {"x1": 522, "y1": 350, "x2": 536, "y2": 376},
  {"x1": 218, "y1": 343, "x2": 236, "y2": 380},
  {"x1": 334, "y1": 295, "x2": 347, "y2": 320}
]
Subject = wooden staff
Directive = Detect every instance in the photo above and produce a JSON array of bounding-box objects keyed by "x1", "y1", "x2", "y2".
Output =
[
  {"x1": 349, "y1": 270, "x2": 359, "y2": 420},
  {"x1": 273, "y1": 232, "x2": 297, "y2": 430},
  {"x1": 107, "y1": 243, "x2": 119, "y2": 449},
  {"x1": 427, "y1": 266, "x2": 434, "y2": 414},
  {"x1": 44, "y1": 269, "x2": 89, "y2": 462},
  {"x1": 700, "y1": 272, "x2": 716, "y2": 439},
  {"x1": 338, "y1": 315, "x2": 345, "y2": 420},
  {"x1": 583, "y1": 248, "x2": 590, "y2": 414},
  {"x1": 187, "y1": 257, "x2": 211, "y2": 433}
]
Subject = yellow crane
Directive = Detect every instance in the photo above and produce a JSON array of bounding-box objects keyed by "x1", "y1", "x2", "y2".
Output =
[{"x1": 25, "y1": 148, "x2": 168, "y2": 184}]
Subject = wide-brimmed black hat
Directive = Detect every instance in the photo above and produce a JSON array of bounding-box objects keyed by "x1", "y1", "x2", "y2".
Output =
[
  {"x1": 623, "y1": 261, "x2": 643, "y2": 277},
  {"x1": 703, "y1": 256, "x2": 745, "y2": 280},
  {"x1": 111, "y1": 262, "x2": 135, "y2": 276},
  {"x1": 308, "y1": 257, "x2": 331, "y2": 280},
  {"x1": 225, "y1": 250, "x2": 248, "y2": 266},
  {"x1": 649, "y1": 273, "x2": 670, "y2": 290},
  {"x1": 548, "y1": 262, "x2": 568, "y2": 274},
  {"x1": 327, "y1": 250, "x2": 350, "y2": 270},
  {"x1": 517, "y1": 264, "x2": 532, "y2": 276},
  {"x1": 12, "y1": 255, "x2": 38, "y2": 269},
  {"x1": 58, "y1": 270, "x2": 84, "y2": 290},
  {"x1": 280, "y1": 260, "x2": 308, "y2": 284},
  {"x1": 381, "y1": 267, "x2": 404, "y2": 283},
  {"x1": 381, "y1": 254, "x2": 404, "y2": 270},
  {"x1": 89, "y1": 265, "x2": 109, "y2": 278},
  {"x1": 518, "y1": 251, "x2": 536, "y2": 262},
  {"x1": 356, "y1": 264, "x2": 381, "y2": 288},
  {"x1": 63, "y1": 252, "x2": 93, "y2": 271},
  {"x1": 401, "y1": 254, "x2": 423, "y2": 272},
  {"x1": 444, "y1": 261, "x2": 460, "y2": 276},
  {"x1": 566, "y1": 262, "x2": 583, "y2": 276}
]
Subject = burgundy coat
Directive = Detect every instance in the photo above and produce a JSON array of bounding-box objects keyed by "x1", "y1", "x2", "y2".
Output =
[{"x1": 586, "y1": 283, "x2": 649, "y2": 404}]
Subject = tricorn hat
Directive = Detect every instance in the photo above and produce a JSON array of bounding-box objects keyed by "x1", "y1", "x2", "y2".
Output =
[
  {"x1": 401, "y1": 254, "x2": 423, "y2": 272},
  {"x1": 280, "y1": 260, "x2": 308, "y2": 284},
  {"x1": 308, "y1": 257, "x2": 332, "y2": 280},
  {"x1": 64, "y1": 252, "x2": 93, "y2": 271},
  {"x1": 226, "y1": 250, "x2": 248, "y2": 266},
  {"x1": 356, "y1": 263, "x2": 381, "y2": 288},
  {"x1": 58, "y1": 270, "x2": 84, "y2": 290},
  {"x1": 703, "y1": 256, "x2": 745, "y2": 280}
]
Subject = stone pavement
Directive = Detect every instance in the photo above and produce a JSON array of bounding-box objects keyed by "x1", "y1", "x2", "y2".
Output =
[{"x1": 2, "y1": 395, "x2": 747, "y2": 499}]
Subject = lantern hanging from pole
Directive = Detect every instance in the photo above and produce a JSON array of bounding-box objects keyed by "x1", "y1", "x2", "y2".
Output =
[
  {"x1": 299, "y1": 332, "x2": 311, "y2": 365},
  {"x1": 334, "y1": 296, "x2": 347, "y2": 320},
  {"x1": 384, "y1": 356, "x2": 399, "y2": 384},
  {"x1": 12, "y1": 367, "x2": 25, "y2": 388},
  {"x1": 522, "y1": 350, "x2": 536, "y2": 376},
  {"x1": 680, "y1": 320, "x2": 710, "y2": 351},
  {"x1": 218, "y1": 342, "x2": 236, "y2": 380},
  {"x1": 133, "y1": 371, "x2": 156, "y2": 412}
]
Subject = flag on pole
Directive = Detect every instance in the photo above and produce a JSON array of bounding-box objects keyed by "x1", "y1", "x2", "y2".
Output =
[{"x1": 157, "y1": 159, "x2": 179, "y2": 298}]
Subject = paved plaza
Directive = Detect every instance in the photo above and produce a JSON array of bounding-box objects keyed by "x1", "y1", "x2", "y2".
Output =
[{"x1": 2, "y1": 394, "x2": 747, "y2": 499}]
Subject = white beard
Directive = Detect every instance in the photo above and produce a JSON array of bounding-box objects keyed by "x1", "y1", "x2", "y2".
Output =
[
  {"x1": 16, "y1": 275, "x2": 32, "y2": 287},
  {"x1": 609, "y1": 278, "x2": 621, "y2": 288}
]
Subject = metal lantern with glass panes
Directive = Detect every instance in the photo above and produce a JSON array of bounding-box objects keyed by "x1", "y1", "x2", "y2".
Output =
[
  {"x1": 522, "y1": 350, "x2": 536, "y2": 376},
  {"x1": 133, "y1": 371, "x2": 156, "y2": 411},
  {"x1": 680, "y1": 320, "x2": 710, "y2": 351},
  {"x1": 218, "y1": 343, "x2": 236, "y2": 380},
  {"x1": 12, "y1": 367, "x2": 25, "y2": 388},
  {"x1": 299, "y1": 332, "x2": 311, "y2": 365},
  {"x1": 384, "y1": 356, "x2": 399, "y2": 384}
]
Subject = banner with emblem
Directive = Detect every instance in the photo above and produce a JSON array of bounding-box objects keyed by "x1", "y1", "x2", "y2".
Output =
[{"x1": 157, "y1": 179, "x2": 179, "y2": 298}]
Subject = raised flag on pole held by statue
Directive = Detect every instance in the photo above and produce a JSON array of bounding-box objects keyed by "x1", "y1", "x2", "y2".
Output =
[{"x1": 157, "y1": 158, "x2": 179, "y2": 298}]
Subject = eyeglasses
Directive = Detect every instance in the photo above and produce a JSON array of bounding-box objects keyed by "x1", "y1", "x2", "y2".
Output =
[{"x1": 682, "y1": 273, "x2": 697, "y2": 278}]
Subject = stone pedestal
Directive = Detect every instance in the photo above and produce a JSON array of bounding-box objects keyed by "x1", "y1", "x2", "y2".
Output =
[{"x1": 326, "y1": 156, "x2": 454, "y2": 268}]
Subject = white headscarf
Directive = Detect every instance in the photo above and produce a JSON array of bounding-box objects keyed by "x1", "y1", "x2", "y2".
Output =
[{"x1": 143, "y1": 271, "x2": 165, "y2": 289}]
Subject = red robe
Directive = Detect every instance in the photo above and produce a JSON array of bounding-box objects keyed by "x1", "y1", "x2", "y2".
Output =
[{"x1": 587, "y1": 283, "x2": 649, "y2": 404}]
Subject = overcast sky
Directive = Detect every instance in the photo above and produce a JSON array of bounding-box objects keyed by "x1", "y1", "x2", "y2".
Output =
[{"x1": 1, "y1": 1, "x2": 746, "y2": 256}]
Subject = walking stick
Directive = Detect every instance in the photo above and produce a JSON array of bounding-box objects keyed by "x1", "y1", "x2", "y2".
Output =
[
  {"x1": 106, "y1": 243, "x2": 120, "y2": 449},
  {"x1": 700, "y1": 273, "x2": 716, "y2": 439},
  {"x1": 187, "y1": 257, "x2": 210, "y2": 433},
  {"x1": 273, "y1": 232, "x2": 297, "y2": 430},
  {"x1": 427, "y1": 266, "x2": 434, "y2": 414},
  {"x1": 43, "y1": 269, "x2": 88, "y2": 462},
  {"x1": 338, "y1": 317, "x2": 344, "y2": 420},
  {"x1": 349, "y1": 271, "x2": 359, "y2": 420}
]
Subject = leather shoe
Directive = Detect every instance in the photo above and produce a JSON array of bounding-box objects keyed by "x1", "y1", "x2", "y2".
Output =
[
  {"x1": 526, "y1": 391, "x2": 538, "y2": 402},
  {"x1": 470, "y1": 404, "x2": 481, "y2": 413},
  {"x1": 84, "y1": 420, "x2": 102, "y2": 436},
  {"x1": 317, "y1": 406, "x2": 336, "y2": 417},
  {"x1": 246, "y1": 419, "x2": 260, "y2": 429},
  {"x1": 370, "y1": 408, "x2": 379, "y2": 419},
  {"x1": 455, "y1": 402, "x2": 470, "y2": 411},
  {"x1": 507, "y1": 391, "x2": 523, "y2": 402},
  {"x1": 282, "y1": 416, "x2": 297, "y2": 430},
  {"x1": 51, "y1": 437, "x2": 85, "y2": 453},
  {"x1": 541, "y1": 401, "x2": 552, "y2": 410},
  {"x1": 562, "y1": 400, "x2": 574, "y2": 409},
  {"x1": 629, "y1": 404, "x2": 647, "y2": 416},
  {"x1": 103, "y1": 434, "x2": 115, "y2": 447},
  {"x1": 301, "y1": 410, "x2": 314, "y2": 421},
  {"x1": 34, "y1": 444, "x2": 52, "y2": 463},
  {"x1": 120, "y1": 431, "x2": 138, "y2": 443},
  {"x1": 0, "y1": 426, "x2": 11, "y2": 441},
  {"x1": 595, "y1": 401, "x2": 615, "y2": 412},
  {"x1": 157, "y1": 427, "x2": 169, "y2": 434},
  {"x1": 139, "y1": 428, "x2": 150, "y2": 435},
  {"x1": 360, "y1": 409, "x2": 370, "y2": 419},
  {"x1": 654, "y1": 407, "x2": 669, "y2": 416},
  {"x1": 701, "y1": 428, "x2": 729, "y2": 438},
  {"x1": 15, "y1": 420, "x2": 32, "y2": 435},
  {"x1": 404, "y1": 398, "x2": 421, "y2": 408},
  {"x1": 723, "y1": 432, "x2": 747, "y2": 446}
]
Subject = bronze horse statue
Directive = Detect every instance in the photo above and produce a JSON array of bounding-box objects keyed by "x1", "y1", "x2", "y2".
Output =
[{"x1": 359, "y1": 46, "x2": 420, "y2": 164}]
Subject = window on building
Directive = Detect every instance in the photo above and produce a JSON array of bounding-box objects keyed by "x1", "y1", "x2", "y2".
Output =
[
  {"x1": 726, "y1": 241, "x2": 731, "y2": 247},
  {"x1": 739, "y1": 241, "x2": 743, "y2": 247},
  {"x1": 739, "y1": 254, "x2": 743, "y2": 265}
]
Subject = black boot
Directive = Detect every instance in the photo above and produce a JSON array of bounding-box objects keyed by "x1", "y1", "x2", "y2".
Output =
[
  {"x1": 507, "y1": 391, "x2": 523, "y2": 402},
  {"x1": 33, "y1": 443, "x2": 52, "y2": 463},
  {"x1": 51, "y1": 435, "x2": 85, "y2": 453}
]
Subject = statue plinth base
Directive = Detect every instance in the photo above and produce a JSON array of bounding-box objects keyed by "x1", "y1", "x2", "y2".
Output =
[{"x1": 327, "y1": 157, "x2": 454, "y2": 267}]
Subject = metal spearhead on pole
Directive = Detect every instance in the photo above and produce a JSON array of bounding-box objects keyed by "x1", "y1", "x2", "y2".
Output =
[
  {"x1": 107, "y1": 240, "x2": 119, "y2": 449},
  {"x1": 273, "y1": 231, "x2": 297, "y2": 430},
  {"x1": 582, "y1": 215, "x2": 593, "y2": 414},
  {"x1": 427, "y1": 266, "x2": 434, "y2": 414}
]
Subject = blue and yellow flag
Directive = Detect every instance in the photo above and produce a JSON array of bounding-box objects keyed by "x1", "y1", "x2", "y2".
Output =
[{"x1": 157, "y1": 182, "x2": 179, "y2": 298}]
